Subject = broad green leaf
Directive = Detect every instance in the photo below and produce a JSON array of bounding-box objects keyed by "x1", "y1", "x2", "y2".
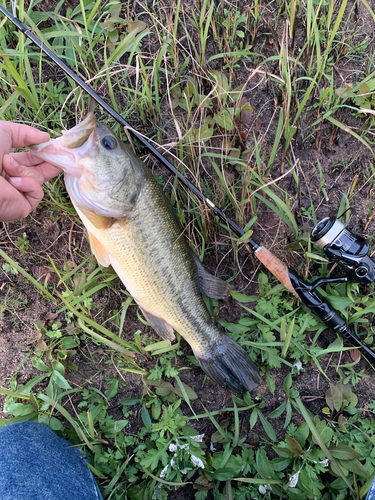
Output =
[
  {"x1": 250, "y1": 408, "x2": 258, "y2": 429},
  {"x1": 337, "y1": 458, "x2": 369, "y2": 478},
  {"x1": 266, "y1": 372, "x2": 276, "y2": 394},
  {"x1": 172, "y1": 380, "x2": 197, "y2": 400},
  {"x1": 294, "y1": 422, "x2": 309, "y2": 448},
  {"x1": 256, "y1": 448, "x2": 277, "y2": 479},
  {"x1": 328, "y1": 444, "x2": 362, "y2": 460},
  {"x1": 214, "y1": 111, "x2": 234, "y2": 131},
  {"x1": 326, "y1": 383, "x2": 343, "y2": 412},
  {"x1": 258, "y1": 411, "x2": 276, "y2": 442},
  {"x1": 285, "y1": 435, "x2": 303, "y2": 456},
  {"x1": 324, "y1": 295, "x2": 353, "y2": 310},
  {"x1": 31, "y1": 357, "x2": 51, "y2": 372},
  {"x1": 119, "y1": 398, "x2": 141, "y2": 406},
  {"x1": 210, "y1": 468, "x2": 241, "y2": 481},
  {"x1": 271, "y1": 456, "x2": 293, "y2": 471},
  {"x1": 13, "y1": 403, "x2": 35, "y2": 416},
  {"x1": 52, "y1": 360, "x2": 65, "y2": 376},
  {"x1": 269, "y1": 400, "x2": 287, "y2": 419},
  {"x1": 273, "y1": 445, "x2": 294, "y2": 458},
  {"x1": 106, "y1": 379, "x2": 118, "y2": 400},
  {"x1": 51, "y1": 371, "x2": 71, "y2": 389},
  {"x1": 142, "y1": 403, "x2": 152, "y2": 432}
]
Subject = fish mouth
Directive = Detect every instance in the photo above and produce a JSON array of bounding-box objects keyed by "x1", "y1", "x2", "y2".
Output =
[{"x1": 30, "y1": 112, "x2": 97, "y2": 177}]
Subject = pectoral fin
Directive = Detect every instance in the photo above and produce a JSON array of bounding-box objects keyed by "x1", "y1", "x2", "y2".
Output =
[
  {"x1": 192, "y1": 252, "x2": 233, "y2": 299},
  {"x1": 79, "y1": 207, "x2": 114, "y2": 229},
  {"x1": 139, "y1": 307, "x2": 176, "y2": 343},
  {"x1": 88, "y1": 232, "x2": 110, "y2": 267}
]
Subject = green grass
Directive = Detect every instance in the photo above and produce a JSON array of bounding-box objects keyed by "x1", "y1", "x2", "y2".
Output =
[{"x1": 1, "y1": 0, "x2": 375, "y2": 498}]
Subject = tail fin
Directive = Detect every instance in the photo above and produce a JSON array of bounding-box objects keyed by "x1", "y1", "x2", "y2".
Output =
[{"x1": 195, "y1": 335, "x2": 262, "y2": 395}]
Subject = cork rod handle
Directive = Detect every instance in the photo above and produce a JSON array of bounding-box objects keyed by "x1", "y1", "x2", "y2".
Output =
[{"x1": 254, "y1": 246, "x2": 300, "y2": 300}]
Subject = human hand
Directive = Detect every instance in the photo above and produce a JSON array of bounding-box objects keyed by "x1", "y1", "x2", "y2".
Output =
[{"x1": 0, "y1": 121, "x2": 63, "y2": 222}]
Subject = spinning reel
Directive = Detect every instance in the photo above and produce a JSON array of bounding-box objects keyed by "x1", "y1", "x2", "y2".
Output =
[
  {"x1": 312, "y1": 216, "x2": 375, "y2": 286},
  {"x1": 287, "y1": 215, "x2": 375, "y2": 362}
]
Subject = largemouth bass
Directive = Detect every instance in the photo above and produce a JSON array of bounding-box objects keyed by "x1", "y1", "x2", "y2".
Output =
[{"x1": 32, "y1": 113, "x2": 262, "y2": 394}]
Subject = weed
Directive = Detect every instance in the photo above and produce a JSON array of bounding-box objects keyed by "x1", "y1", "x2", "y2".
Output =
[
  {"x1": 336, "y1": 79, "x2": 375, "y2": 126},
  {"x1": 15, "y1": 233, "x2": 29, "y2": 255},
  {"x1": 2, "y1": 262, "x2": 18, "y2": 275},
  {"x1": 0, "y1": 287, "x2": 27, "y2": 317}
]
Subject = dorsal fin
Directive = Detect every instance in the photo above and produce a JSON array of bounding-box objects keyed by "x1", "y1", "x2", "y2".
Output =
[{"x1": 192, "y1": 251, "x2": 233, "y2": 299}]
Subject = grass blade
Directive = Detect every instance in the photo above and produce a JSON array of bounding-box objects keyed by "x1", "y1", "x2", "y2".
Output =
[
  {"x1": 0, "y1": 248, "x2": 55, "y2": 300},
  {"x1": 326, "y1": 116, "x2": 375, "y2": 159},
  {"x1": 57, "y1": 292, "x2": 140, "y2": 353}
]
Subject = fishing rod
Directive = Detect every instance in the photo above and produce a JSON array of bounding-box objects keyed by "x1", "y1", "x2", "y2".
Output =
[{"x1": 1, "y1": 5, "x2": 375, "y2": 364}]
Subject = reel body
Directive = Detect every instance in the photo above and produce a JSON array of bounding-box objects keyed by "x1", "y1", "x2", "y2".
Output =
[{"x1": 311, "y1": 217, "x2": 375, "y2": 285}]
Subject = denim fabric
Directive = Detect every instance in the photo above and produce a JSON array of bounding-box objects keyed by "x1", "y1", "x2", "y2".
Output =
[
  {"x1": 0, "y1": 421, "x2": 103, "y2": 500},
  {"x1": 367, "y1": 479, "x2": 375, "y2": 500}
]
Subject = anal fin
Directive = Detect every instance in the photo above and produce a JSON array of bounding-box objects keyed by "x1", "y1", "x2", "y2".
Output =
[
  {"x1": 88, "y1": 232, "x2": 110, "y2": 267},
  {"x1": 139, "y1": 307, "x2": 176, "y2": 343},
  {"x1": 192, "y1": 252, "x2": 233, "y2": 299}
]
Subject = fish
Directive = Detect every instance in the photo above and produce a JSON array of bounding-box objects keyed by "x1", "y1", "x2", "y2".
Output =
[{"x1": 31, "y1": 113, "x2": 262, "y2": 395}]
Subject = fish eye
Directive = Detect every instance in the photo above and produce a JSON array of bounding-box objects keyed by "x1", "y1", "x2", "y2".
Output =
[{"x1": 101, "y1": 136, "x2": 117, "y2": 150}]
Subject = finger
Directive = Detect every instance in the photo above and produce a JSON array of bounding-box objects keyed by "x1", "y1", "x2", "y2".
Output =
[
  {"x1": 10, "y1": 151, "x2": 46, "y2": 166},
  {"x1": 35, "y1": 163, "x2": 63, "y2": 182},
  {"x1": 3, "y1": 155, "x2": 45, "y2": 185},
  {"x1": 5, "y1": 154, "x2": 63, "y2": 183},
  {"x1": 9, "y1": 176, "x2": 44, "y2": 212},
  {"x1": 0, "y1": 121, "x2": 50, "y2": 149},
  {"x1": 0, "y1": 177, "x2": 31, "y2": 222}
]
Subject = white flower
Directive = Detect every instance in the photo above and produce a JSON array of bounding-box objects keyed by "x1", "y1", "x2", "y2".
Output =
[
  {"x1": 289, "y1": 471, "x2": 300, "y2": 488},
  {"x1": 190, "y1": 455, "x2": 205, "y2": 468},
  {"x1": 320, "y1": 459, "x2": 329, "y2": 467},
  {"x1": 259, "y1": 484, "x2": 272, "y2": 494},
  {"x1": 210, "y1": 443, "x2": 216, "y2": 452},
  {"x1": 191, "y1": 434, "x2": 205, "y2": 442},
  {"x1": 169, "y1": 443, "x2": 177, "y2": 452},
  {"x1": 160, "y1": 465, "x2": 168, "y2": 478},
  {"x1": 293, "y1": 360, "x2": 303, "y2": 373}
]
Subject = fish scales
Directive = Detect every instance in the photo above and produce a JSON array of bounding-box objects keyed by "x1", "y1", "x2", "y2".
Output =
[
  {"x1": 31, "y1": 113, "x2": 262, "y2": 394},
  {"x1": 78, "y1": 165, "x2": 214, "y2": 355}
]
